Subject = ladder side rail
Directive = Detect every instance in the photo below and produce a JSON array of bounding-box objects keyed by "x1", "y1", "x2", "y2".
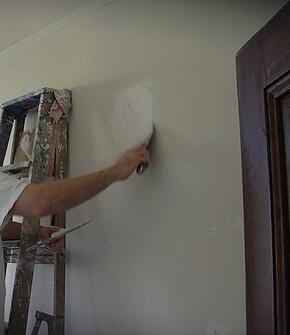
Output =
[
  {"x1": 53, "y1": 118, "x2": 68, "y2": 334},
  {"x1": 0, "y1": 109, "x2": 16, "y2": 166}
]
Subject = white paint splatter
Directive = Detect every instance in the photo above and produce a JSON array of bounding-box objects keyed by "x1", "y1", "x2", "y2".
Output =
[
  {"x1": 110, "y1": 79, "x2": 154, "y2": 152},
  {"x1": 206, "y1": 322, "x2": 227, "y2": 335},
  {"x1": 20, "y1": 131, "x2": 34, "y2": 160}
]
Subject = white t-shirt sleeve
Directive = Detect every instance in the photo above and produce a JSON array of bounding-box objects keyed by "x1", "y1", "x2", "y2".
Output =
[{"x1": 0, "y1": 172, "x2": 30, "y2": 230}]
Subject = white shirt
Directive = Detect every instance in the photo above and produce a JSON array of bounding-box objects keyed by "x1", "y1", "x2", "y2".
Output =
[{"x1": 0, "y1": 172, "x2": 29, "y2": 334}]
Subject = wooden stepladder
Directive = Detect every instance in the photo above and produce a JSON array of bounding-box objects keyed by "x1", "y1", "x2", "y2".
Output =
[{"x1": 0, "y1": 88, "x2": 71, "y2": 335}]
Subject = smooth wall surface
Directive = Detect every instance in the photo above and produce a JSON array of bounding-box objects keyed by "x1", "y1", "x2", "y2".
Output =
[{"x1": 1, "y1": 1, "x2": 287, "y2": 334}]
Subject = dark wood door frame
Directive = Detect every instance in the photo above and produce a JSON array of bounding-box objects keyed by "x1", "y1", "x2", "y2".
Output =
[
  {"x1": 236, "y1": 2, "x2": 290, "y2": 335},
  {"x1": 266, "y1": 74, "x2": 290, "y2": 335}
]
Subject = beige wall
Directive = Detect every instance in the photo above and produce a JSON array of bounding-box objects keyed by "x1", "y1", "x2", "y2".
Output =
[{"x1": 1, "y1": 1, "x2": 287, "y2": 334}]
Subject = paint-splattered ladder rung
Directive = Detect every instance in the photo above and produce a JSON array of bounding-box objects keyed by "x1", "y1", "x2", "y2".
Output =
[
  {"x1": 1, "y1": 88, "x2": 54, "y2": 111},
  {"x1": 0, "y1": 160, "x2": 30, "y2": 173},
  {"x1": 3, "y1": 240, "x2": 55, "y2": 265}
]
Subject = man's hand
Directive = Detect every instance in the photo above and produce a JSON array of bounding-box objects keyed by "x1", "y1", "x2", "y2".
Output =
[
  {"x1": 39, "y1": 226, "x2": 64, "y2": 253},
  {"x1": 39, "y1": 226, "x2": 61, "y2": 240},
  {"x1": 113, "y1": 145, "x2": 150, "y2": 180},
  {"x1": 1, "y1": 221, "x2": 62, "y2": 244}
]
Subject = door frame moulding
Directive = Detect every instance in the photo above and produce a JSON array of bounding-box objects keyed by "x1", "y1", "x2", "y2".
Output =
[
  {"x1": 236, "y1": 2, "x2": 290, "y2": 334},
  {"x1": 266, "y1": 73, "x2": 290, "y2": 334}
]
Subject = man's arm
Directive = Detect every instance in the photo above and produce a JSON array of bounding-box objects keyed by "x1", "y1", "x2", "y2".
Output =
[{"x1": 10, "y1": 145, "x2": 149, "y2": 218}]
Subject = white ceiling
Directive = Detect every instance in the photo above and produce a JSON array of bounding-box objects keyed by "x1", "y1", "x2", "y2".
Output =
[{"x1": 0, "y1": 0, "x2": 91, "y2": 51}]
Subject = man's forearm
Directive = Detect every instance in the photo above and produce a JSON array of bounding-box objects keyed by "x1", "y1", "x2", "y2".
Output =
[
  {"x1": 11, "y1": 166, "x2": 120, "y2": 218},
  {"x1": 10, "y1": 145, "x2": 150, "y2": 218}
]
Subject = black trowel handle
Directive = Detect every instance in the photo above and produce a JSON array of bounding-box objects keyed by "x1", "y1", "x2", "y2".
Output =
[{"x1": 136, "y1": 162, "x2": 148, "y2": 175}]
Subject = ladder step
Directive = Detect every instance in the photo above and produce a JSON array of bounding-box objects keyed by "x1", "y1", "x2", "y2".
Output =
[
  {"x1": 1, "y1": 88, "x2": 51, "y2": 117},
  {"x1": 0, "y1": 161, "x2": 30, "y2": 173},
  {"x1": 3, "y1": 241, "x2": 55, "y2": 265}
]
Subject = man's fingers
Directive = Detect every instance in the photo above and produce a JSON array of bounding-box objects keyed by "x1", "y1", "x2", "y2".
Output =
[
  {"x1": 50, "y1": 227, "x2": 60, "y2": 233},
  {"x1": 39, "y1": 226, "x2": 61, "y2": 240},
  {"x1": 130, "y1": 146, "x2": 150, "y2": 165},
  {"x1": 141, "y1": 150, "x2": 150, "y2": 159},
  {"x1": 137, "y1": 152, "x2": 150, "y2": 165},
  {"x1": 47, "y1": 227, "x2": 61, "y2": 238},
  {"x1": 115, "y1": 144, "x2": 151, "y2": 180}
]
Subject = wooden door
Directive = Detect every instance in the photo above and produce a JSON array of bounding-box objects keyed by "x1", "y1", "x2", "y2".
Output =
[{"x1": 236, "y1": 2, "x2": 290, "y2": 334}]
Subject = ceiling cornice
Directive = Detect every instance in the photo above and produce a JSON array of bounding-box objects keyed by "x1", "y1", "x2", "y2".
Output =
[{"x1": 0, "y1": 0, "x2": 115, "y2": 62}]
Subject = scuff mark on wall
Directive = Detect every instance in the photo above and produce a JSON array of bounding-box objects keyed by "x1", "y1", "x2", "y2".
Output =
[
  {"x1": 232, "y1": 217, "x2": 243, "y2": 232},
  {"x1": 206, "y1": 322, "x2": 228, "y2": 335},
  {"x1": 208, "y1": 226, "x2": 217, "y2": 237}
]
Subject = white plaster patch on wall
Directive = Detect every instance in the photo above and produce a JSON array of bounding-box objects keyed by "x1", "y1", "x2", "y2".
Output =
[
  {"x1": 206, "y1": 322, "x2": 228, "y2": 335},
  {"x1": 110, "y1": 79, "x2": 155, "y2": 152}
]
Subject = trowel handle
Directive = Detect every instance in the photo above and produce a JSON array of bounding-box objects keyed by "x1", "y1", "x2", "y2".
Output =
[
  {"x1": 136, "y1": 124, "x2": 154, "y2": 175},
  {"x1": 136, "y1": 162, "x2": 148, "y2": 175}
]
